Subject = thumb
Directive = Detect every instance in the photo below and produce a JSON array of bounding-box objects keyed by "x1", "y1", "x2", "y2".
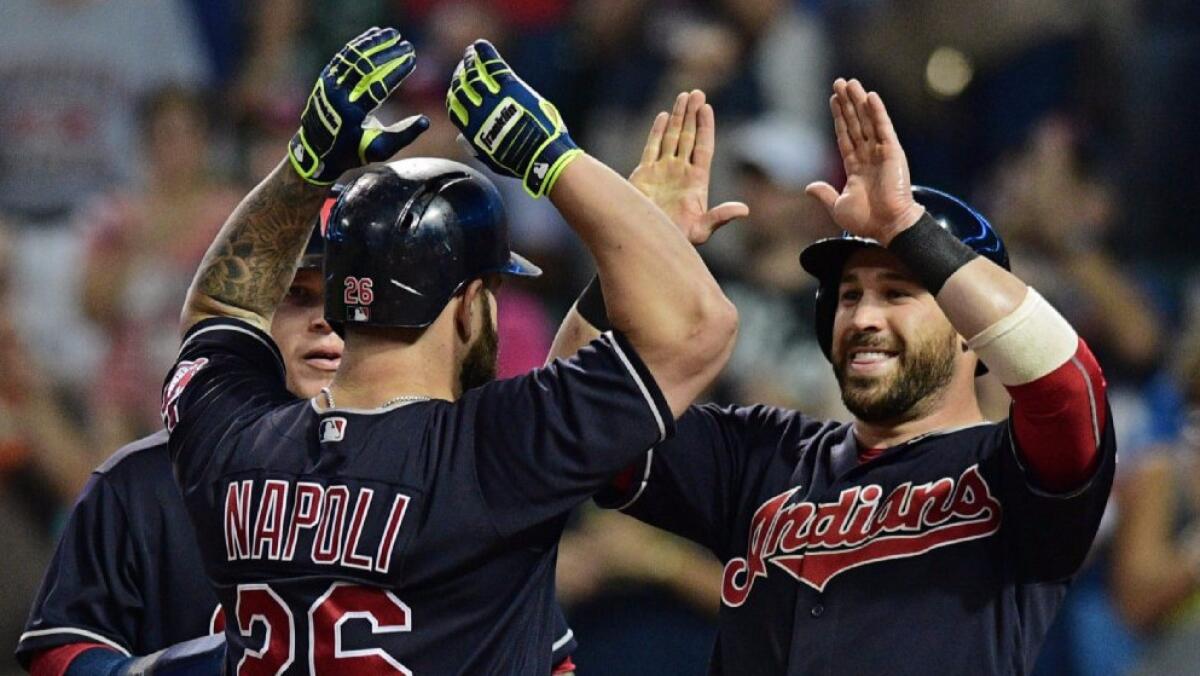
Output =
[
  {"x1": 360, "y1": 114, "x2": 430, "y2": 163},
  {"x1": 703, "y1": 201, "x2": 750, "y2": 235},
  {"x1": 805, "y1": 181, "x2": 839, "y2": 215}
]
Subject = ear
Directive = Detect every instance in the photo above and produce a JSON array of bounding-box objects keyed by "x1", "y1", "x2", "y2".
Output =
[{"x1": 455, "y1": 278, "x2": 486, "y2": 342}]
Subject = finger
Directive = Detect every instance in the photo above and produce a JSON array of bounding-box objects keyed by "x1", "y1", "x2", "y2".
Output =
[
  {"x1": 350, "y1": 26, "x2": 392, "y2": 50},
  {"x1": 865, "y1": 92, "x2": 899, "y2": 148},
  {"x1": 360, "y1": 115, "x2": 431, "y2": 163},
  {"x1": 692, "y1": 103, "x2": 716, "y2": 170},
  {"x1": 836, "y1": 80, "x2": 866, "y2": 148},
  {"x1": 458, "y1": 47, "x2": 483, "y2": 105},
  {"x1": 337, "y1": 27, "x2": 398, "y2": 87},
  {"x1": 349, "y1": 40, "x2": 416, "y2": 104},
  {"x1": 704, "y1": 201, "x2": 750, "y2": 232},
  {"x1": 805, "y1": 181, "x2": 839, "y2": 215},
  {"x1": 472, "y1": 39, "x2": 513, "y2": 88},
  {"x1": 446, "y1": 63, "x2": 471, "y2": 126},
  {"x1": 640, "y1": 112, "x2": 669, "y2": 166},
  {"x1": 465, "y1": 41, "x2": 498, "y2": 94},
  {"x1": 829, "y1": 94, "x2": 856, "y2": 163},
  {"x1": 660, "y1": 92, "x2": 688, "y2": 159},
  {"x1": 677, "y1": 90, "x2": 705, "y2": 161},
  {"x1": 472, "y1": 40, "x2": 508, "y2": 71},
  {"x1": 847, "y1": 79, "x2": 874, "y2": 143}
]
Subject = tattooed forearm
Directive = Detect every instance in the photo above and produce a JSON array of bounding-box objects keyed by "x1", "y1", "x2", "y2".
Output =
[{"x1": 188, "y1": 161, "x2": 325, "y2": 325}]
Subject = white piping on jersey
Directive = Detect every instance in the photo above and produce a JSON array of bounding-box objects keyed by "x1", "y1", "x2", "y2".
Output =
[
  {"x1": 552, "y1": 628, "x2": 575, "y2": 652},
  {"x1": 178, "y1": 321, "x2": 284, "y2": 376},
  {"x1": 18, "y1": 627, "x2": 131, "y2": 656},
  {"x1": 614, "y1": 449, "x2": 655, "y2": 512},
  {"x1": 1005, "y1": 355, "x2": 1105, "y2": 499},
  {"x1": 603, "y1": 331, "x2": 667, "y2": 443},
  {"x1": 308, "y1": 397, "x2": 434, "y2": 415},
  {"x1": 1069, "y1": 355, "x2": 1102, "y2": 449},
  {"x1": 1005, "y1": 418, "x2": 1102, "y2": 500}
]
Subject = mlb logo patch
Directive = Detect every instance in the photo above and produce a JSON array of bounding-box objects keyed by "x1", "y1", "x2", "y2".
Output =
[
  {"x1": 320, "y1": 417, "x2": 348, "y2": 443},
  {"x1": 348, "y1": 306, "x2": 370, "y2": 322}
]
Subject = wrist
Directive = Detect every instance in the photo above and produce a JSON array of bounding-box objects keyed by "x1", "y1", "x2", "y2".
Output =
[
  {"x1": 288, "y1": 125, "x2": 336, "y2": 186},
  {"x1": 526, "y1": 138, "x2": 583, "y2": 199},
  {"x1": 876, "y1": 203, "x2": 927, "y2": 247},
  {"x1": 885, "y1": 211, "x2": 979, "y2": 295}
]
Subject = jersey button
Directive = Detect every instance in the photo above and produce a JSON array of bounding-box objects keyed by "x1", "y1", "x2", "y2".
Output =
[{"x1": 810, "y1": 604, "x2": 824, "y2": 618}]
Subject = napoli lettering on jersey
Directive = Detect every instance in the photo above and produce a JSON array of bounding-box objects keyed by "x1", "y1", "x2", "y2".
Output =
[
  {"x1": 721, "y1": 464, "x2": 1002, "y2": 604},
  {"x1": 223, "y1": 479, "x2": 411, "y2": 575}
]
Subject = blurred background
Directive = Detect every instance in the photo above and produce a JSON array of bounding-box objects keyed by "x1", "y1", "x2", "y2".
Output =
[{"x1": 1, "y1": 0, "x2": 1198, "y2": 674}]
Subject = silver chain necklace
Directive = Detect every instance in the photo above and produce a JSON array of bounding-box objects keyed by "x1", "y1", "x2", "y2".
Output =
[{"x1": 320, "y1": 387, "x2": 430, "y2": 411}]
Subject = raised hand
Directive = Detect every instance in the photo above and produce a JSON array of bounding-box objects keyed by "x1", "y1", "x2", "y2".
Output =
[
  {"x1": 446, "y1": 40, "x2": 582, "y2": 198},
  {"x1": 629, "y1": 90, "x2": 748, "y2": 245},
  {"x1": 289, "y1": 27, "x2": 429, "y2": 185},
  {"x1": 805, "y1": 78, "x2": 924, "y2": 244}
]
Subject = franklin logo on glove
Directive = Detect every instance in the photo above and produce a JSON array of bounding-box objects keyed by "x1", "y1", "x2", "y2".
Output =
[{"x1": 478, "y1": 98, "x2": 521, "y2": 153}]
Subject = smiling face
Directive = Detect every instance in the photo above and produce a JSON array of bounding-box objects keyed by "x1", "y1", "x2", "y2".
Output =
[
  {"x1": 830, "y1": 248, "x2": 962, "y2": 424},
  {"x1": 270, "y1": 268, "x2": 343, "y2": 399}
]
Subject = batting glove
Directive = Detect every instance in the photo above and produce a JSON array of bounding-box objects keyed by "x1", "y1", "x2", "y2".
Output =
[
  {"x1": 289, "y1": 26, "x2": 429, "y2": 185},
  {"x1": 446, "y1": 40, "x2": 582, "y2": 198}
]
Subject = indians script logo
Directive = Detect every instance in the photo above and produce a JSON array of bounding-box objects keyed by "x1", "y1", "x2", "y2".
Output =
[{"x1": 722, "y1": 465, "x2": 1002, "y2": 606}]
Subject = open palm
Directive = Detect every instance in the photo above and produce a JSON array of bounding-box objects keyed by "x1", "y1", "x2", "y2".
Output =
[
  {"x1": 629, "y1": 90, "x2": 747, "y2": 245},
  {"x1": 806, "y1": 79, "x2": 924, "y2": 244}
]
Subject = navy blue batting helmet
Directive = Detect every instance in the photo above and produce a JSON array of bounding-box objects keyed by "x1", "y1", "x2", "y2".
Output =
[
  {"x1": 799, "y1": 185, "x2": 1010, "y2": 374},
  {"x1": 323, "y1": 158, "x2": 540, "y2": 329}
]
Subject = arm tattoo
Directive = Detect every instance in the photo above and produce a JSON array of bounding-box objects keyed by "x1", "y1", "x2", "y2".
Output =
[{"x1": 193, "y1": 162, "x2": 325, "y2": 318}]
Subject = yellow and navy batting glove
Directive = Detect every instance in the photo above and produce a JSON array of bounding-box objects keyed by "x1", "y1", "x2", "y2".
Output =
[
  {"x1": 446, "y1": 40, "x2": 582, "y2": 198},
  {"x1": 290, "y1": 26, "x2": 429, "y2": 185}
]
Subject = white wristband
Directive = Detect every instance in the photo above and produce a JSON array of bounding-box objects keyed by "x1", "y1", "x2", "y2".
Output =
[{"x1": 966, "y1": 287, "x2": 1078, "y2": 386}]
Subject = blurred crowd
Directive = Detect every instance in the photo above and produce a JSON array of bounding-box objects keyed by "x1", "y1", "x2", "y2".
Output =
[{"x1": 1, "y1": 0, "x2": 1198, "y2": 674}]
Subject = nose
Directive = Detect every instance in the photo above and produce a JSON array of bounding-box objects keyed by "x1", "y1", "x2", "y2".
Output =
[
  {"x1": 309, "y1": 309, "x2": 333, "y2": 334},
  {"x1": 847, "y1": 295, "x2": 886, "y2": 334}
]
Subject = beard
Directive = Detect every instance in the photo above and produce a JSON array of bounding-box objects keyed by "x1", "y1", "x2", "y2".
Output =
[
  {"x1": 458, "y1": 293, "x2": 499, "y2": 393},
  {"x1": 834, "y1": 326, "x2": 958, "y2": 424}
]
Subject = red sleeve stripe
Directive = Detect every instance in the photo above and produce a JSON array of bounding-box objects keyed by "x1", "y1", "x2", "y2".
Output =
[
  {"x1": 553, "y1": 656, "x2": 577, "y2": 674},
  {"x1": 1004, "y1": 338, "x2": 1107, "y2": 493},
  {"x1": 29, "y1": 643, "x2": 116, "y2": 676}
]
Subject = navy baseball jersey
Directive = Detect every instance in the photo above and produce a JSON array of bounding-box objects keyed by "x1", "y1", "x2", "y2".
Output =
[
  {"x1": 162, "y1": 317, "x2": 669, "y2": 675},
  {"x1": 598, "y1": 403, "x2": 1116, "y2": 675},
  {"x1": 15, "y1": 431, "x2": 222, "y2": 668},
  {"x1": 16, "y1": 424, "x2": 576, "y2": 671}
]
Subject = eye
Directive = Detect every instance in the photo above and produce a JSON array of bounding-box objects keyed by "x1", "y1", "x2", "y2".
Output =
[
  {"x1": 885, "y1": 288, "x2": 911, "y2": 300},
  {"x1": 839, "y1": 288, "x2": 862, "y2": 303},
  {"x1": 285, "y1": 285, "x2": 317, "y2": 305}
]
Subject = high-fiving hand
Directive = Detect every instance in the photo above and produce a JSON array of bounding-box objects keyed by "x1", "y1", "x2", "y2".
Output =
[
  {"x1": 805, "y1": 78, "x2": 924, "y2": 244},
  {"x1": 289, "y1": 27, "x2": 429, "y2": 185},
  {"x1": 629, "y1": 90, "x2": 748, "y2": 245},
  {"x1": 446, "y1": 40, "x2": 582, "y2": 198}
]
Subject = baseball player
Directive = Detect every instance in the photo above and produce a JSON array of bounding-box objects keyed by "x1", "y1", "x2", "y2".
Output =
[
  {"x1": 552, "y1": 78, "x2": 1116, "y2": 674},
  {"x1": 162, "y1": 28, "x2": 734, "y2": 674},
  {"x1": 17, "y1": 212, "x2": 578, "y2": 675}
]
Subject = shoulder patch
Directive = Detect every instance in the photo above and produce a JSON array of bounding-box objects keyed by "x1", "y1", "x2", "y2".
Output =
[{"x1": 161, "y1": 358, "x2": 210, "y2": 433}]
